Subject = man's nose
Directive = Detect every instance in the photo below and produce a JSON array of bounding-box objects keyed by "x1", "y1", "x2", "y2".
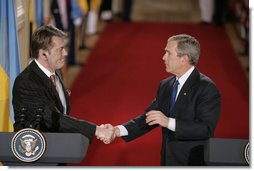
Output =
[
  {"x1": 162, "y1": 54, "x2": 166, "y2": 60},
  {"x1": 63, "y1": 48, "x2": 68, "y2": 56}
]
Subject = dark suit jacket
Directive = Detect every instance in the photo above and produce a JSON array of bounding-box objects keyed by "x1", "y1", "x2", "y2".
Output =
[
  {"x1": 12, "y1": 60, "x2": 96, "y2": 142},
  {"x1": 121, "y1": 68, "x2": 221, "y2": 166}
]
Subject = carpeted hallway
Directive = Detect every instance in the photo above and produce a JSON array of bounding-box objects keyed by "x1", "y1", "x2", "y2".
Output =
[{"x1": 69, "y1": 22, "x2": 249, "y2": 166}]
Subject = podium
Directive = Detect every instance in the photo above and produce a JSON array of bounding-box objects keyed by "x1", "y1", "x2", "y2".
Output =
[
  {"x1": 0, "y1": 132, "x2": 89, "y2": 166},
  {"x1": 204, "y1": 138, "x2": 249, "y2": 166}
]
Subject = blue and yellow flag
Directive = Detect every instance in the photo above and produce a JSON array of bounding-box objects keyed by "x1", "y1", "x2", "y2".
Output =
[
  {"x1": 77, "y1": 0, "x2": 89, "y2": 15},
  {"x1": 0, "y1": 0, "x2": 20, "y2": 133}
]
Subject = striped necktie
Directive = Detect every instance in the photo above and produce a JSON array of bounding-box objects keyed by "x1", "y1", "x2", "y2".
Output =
[
  {"x1": 50, "y1": 74, "x2": 57, "y2": 87},
  {"x1": 50, "y1": 74, "x2": 59, "y2": 94}
]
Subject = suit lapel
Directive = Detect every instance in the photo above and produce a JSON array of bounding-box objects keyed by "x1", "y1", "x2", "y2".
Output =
[
  {"x1": 171, "y1": 68, "x2": 200, "y2": 117},
  {"x1": 56, "y1": 70, "x2": 70, "y2": 114},
  {"x1": 30, "y1": 61, "x2": 52, "y2": 89},
  {"x1": 30, "y1": 61, "x2": 64, "y2": 113},
  {"x1": 161, "y1": 78, "x2": 176, "y2": 115},
  {"x1": 52, "y1": 85, "x2": 64, "y2": 112}
]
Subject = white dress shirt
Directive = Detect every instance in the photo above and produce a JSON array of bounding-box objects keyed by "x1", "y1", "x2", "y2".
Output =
[
  {"x1": 35, "y1": 59, "x2": 67, "y2": 114},
  {"x1": 117, "y1": 66, "x2": 195, "y2": 136}
]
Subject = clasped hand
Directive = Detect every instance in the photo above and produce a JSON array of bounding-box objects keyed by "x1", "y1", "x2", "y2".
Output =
[
  {"x1": 96, "y1": 110, "x2": 169, "y2": 144},
  {"x1": 95, "y1": 124, "x2": 120, "y2": 144}
]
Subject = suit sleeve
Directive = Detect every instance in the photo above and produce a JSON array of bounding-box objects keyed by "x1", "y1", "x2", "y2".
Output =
[
  {"x1": 13, "y1": 75, "x2": 96, "y2": 143},
  {"x1": 121, "y1": 82, "x2": 163, "y2": 142},
  {"x1": 42, "y1": 105, "x2": 96, "y2": 142},
  {"x1": 34, "y1": 94, "x2": 96, "y2": 143},
  {"x1": 175, "y1": 82, "x2": 221, "y2": 140},
  {"x1": 58, "y1": 110, "x2": 96, "y2": 143}
]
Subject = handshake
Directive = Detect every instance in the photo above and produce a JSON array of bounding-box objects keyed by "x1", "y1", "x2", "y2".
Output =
[
  {"x1": 94, "y1": 110, "x2": 168, "y2": 144},
  {"x1": 95, "y1": 124, "x2": 120, "y2": 144}
]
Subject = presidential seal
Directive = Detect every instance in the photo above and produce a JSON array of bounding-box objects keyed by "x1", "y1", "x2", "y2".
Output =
[
  {"x1": 244, "y1": 142, "x2": 249, "y2": 165},
  {"x1": 11, "y1": 128, "x2": 46, "y2": 162}
]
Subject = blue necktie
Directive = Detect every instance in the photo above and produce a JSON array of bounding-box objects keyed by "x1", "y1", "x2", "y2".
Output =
[{"x1": 168, "y1": 80, "x2": 179, "y2": 116}]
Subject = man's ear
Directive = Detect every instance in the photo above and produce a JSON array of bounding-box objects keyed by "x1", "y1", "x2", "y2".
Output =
[
  {"x1": 182, "y1": 55, "x2": 189, "y2": 64},
  {"x1": 39, "y1": 49, "x2": 48, "y2": 60}
]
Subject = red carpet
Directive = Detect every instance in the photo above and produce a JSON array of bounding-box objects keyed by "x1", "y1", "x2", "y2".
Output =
[{"x1": 69, "y1": 22, "x2": 249, "y2": 166}]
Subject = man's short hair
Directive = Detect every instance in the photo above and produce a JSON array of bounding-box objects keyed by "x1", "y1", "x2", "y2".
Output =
[
  {"x1": 168, "y1": 34, "x2": 200, "y2": 65},
  {"x1": 31, "y1": 25, "x2": 67, "y2": 59}
]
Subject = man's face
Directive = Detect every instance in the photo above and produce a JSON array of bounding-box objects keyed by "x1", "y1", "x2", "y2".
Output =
[
  {"x1": 47, "y1": 36, "x2": 67, "y2": 71},
  {"x1": 162, "y1": 40, "x2": 183, "y2": 75}
]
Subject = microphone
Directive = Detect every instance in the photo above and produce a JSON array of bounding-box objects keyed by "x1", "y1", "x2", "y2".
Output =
[
  {"x1": 19, "y1": 107, "x2": 27, "y2": 128},
  {"x1": 33, "y1": 108, "x2": 43, "y2": 130}
]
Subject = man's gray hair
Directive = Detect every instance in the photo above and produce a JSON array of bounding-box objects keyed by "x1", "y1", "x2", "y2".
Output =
[{"x1": 168, "y1": 34, "x2": 200, "y2": 65}]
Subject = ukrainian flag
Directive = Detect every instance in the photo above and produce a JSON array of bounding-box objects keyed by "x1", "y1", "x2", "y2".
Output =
[
  {"x1": 0, "y1": 0, "x2": 20, "y2": 134},
  {"x1": 77, "y1": 0, "x2": 89, "y2": 15}
]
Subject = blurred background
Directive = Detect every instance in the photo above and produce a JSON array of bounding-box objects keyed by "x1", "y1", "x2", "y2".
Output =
[
  {"x1": 4, "y1": 0, "x2": 249, "y2": 85},
  {"x1": 0, "y1": 0, "x2": 249, "y2": 166}
]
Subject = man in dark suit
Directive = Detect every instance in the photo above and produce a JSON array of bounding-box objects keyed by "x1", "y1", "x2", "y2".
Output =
[
  {"x1": 100, "y1": 34, "x2": 221, "y2": 166},
  {"x1": 12, "y1": 25, "x2": 113, "y2": 143}
]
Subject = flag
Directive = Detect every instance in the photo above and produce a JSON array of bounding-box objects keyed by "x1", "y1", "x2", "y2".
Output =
[
  {"x1": 91, "y1": 0, "x2": 101, "y2": 10},
  {"x1": 71, "y1": 0, "x2": 84, "y2": 24},
  {"x1": 35, "y1": 0, "x2": 44, "y2": 27},
  {"x1": 0, "y1": 67, "x2": 12, "y2": 132},
  {"x1": 29, "y1": 0, "x2": 37, "y2": 32},
  {"x1": 77, "y1": 0, "x2": 89, "y2": 15},
  {"x1": 0, "y1": 0, "x2": 20, "y2": 133}
]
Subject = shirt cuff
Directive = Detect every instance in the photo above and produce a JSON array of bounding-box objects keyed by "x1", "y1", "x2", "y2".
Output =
[
  {"x1": 116, "y1": 125, "x2": 128, "y2": 136},
  {"x1": 168, "y1": 118, "x2": 176, "y2": 132}
]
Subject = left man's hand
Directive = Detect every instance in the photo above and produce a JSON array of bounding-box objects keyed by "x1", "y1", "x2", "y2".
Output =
[
  {"x1": 95, "y1": 124, "x2": 116, "y2": 144},
  {"x1": 145, "y1": 110, "x2": 169, "y2": 128},
  {"x1": 95, "y1": 124, "x2": 115, "y2": 144}
]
